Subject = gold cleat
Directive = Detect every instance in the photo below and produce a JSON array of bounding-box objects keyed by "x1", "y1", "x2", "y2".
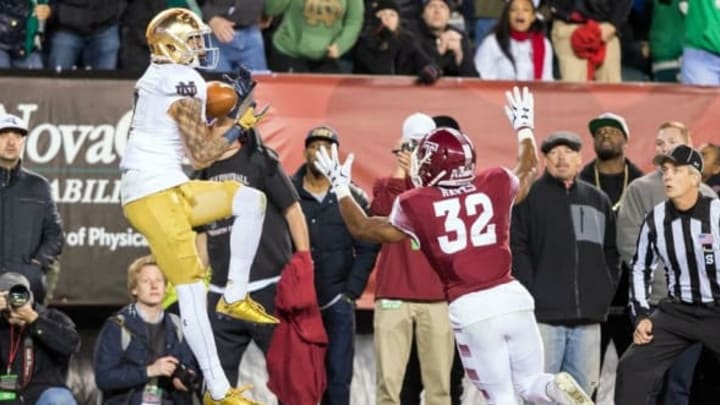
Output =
[
  {"x1": 216, "y1": 295, "x2": 279, "y2": 324},
  {"x1": 203, "y1": 386, "x2": 264, "y2": 405}
]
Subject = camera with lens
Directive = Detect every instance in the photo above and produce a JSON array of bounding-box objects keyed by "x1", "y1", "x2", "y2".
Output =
[
  {"x1": 6, "y1": 284, "x2": 31, "y2": 309},
  {"x1": 171, "y1": 363, "x2": 201, "y2": 392}
]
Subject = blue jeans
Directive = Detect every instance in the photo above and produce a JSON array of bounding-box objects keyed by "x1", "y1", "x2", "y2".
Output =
[
  {"x1": 212, "y1": 26, "x2": 267, "y2": 73},
  {"x1": 0, "y1": 49, "x2": 43, "y2": 69},
  {"x1": 537, "y1": 323, "x2": 601, "y2": 395},
  {"x1": 680, "y1": 47, "x2": 720, "y2": 85},
  {"x1": 35, "y1": 387, "x2": 77, "y2": 405},
  {"x1": 320, "y1": 297, "x2": 355, "y2": 405},
  {"x1": 49, "y1": 24, "x2": 119, "y2": 70}
]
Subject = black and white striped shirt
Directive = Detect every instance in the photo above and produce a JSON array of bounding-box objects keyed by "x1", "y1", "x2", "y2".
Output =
[{"x1": 630, "y1": 195, "x2": 720, "y2": 318}]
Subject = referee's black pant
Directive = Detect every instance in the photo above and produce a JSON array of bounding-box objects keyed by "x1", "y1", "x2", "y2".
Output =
[{"x1": 615, "y1": 299, "x2": 720, "y2": 404}]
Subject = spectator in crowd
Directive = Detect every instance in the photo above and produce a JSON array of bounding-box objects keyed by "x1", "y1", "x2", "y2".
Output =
[
  {"x1": 700, "y1": 143, "x2": 720, "y2": 194},
  {"x1": 0, "y1": 272, "x2": 80, "y2": 404},
  {"x1": 649, "y1": 0, "x2": 687, "y2": 82},
  {"x1": 616, "y1": 121, "x2": 717, "y2": 405},
  {"x1": 120, "y1": 10, "x2": 274, "y2": 404},
  {"x1": 119, "y1": 1, "x2": 202, "y2": 72},
  {"x1": 94, "y1": 256, "x2": 199, "y2": 405},
  {"x1": 577, "y1": 113, "x2": 643, "y2": 389},
  {"x1": 472, "y1": 0, "x2": 504, "y2": 42},
  {"x1": 369, "y1": 113, "x2": 455, "y2": 405},
  {"x1": 474, "y1": 0, "x2": 552, "y2": 81},
  {"x1": 292, "y1": 126, "x2": 380, "y2": 405},
  {"x1": 547, "y1": 0, "x2": 632, "y2": 82},
  {"x1": 363, "y1": 0, "x2": 423, "y2": 32},
  {"x1": 0, "y1": 114, "x2": 63, "y2": 305},
  {"x1": 511, "y1": 131, "x2": 620, "y2": 396},
  {"x1": 619, "y1": 1, "x2": 651, "y2": 81},
  {"x1": 194, "y1": 127, "x2": 310, "y2": 393},
  {"x1": 615, "y1": 145, "x2": 720, "y2": 404},
  {"x1": 203, "y1": 0, "x2": 268, "y2": 72},
  {"x1": 264, "y1": 0, "x2": 363, "y2": 73},
  {"x1": 414, "y1": 0, "x2": 478, "y2": 77},
  {"x1": 0, "y1": 0, "x2": 49, "y2": 69},
  {"x1": 353, "y1": 0, "x2": 441, "y2": 84},
  {"x1": 680, "y1": 0, "x2": 720, "y2": 85},
  {"x1": 47, "y1": 0, "x2": 123, "y2": 70}
]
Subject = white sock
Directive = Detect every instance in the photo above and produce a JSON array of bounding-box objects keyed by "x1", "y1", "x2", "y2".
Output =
[
  {"x1": 175, "y1": 282, "x2": 231, "y2": 399},
  {"x1": 224, "y1": 186, "x2": 265, "y2": 303}
]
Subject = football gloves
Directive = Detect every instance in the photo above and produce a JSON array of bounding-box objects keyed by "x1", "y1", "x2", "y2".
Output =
[
  {"x1": 504, "y1": 86, "x2": 534, "y2": 131},
  {"x1": 314, "y1": 143, "x2": 354, "y2": 199}
]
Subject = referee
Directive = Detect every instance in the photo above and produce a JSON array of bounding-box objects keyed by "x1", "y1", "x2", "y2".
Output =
[{"x1": 615, "y1": 145, "x2": 720, "y2": 403}]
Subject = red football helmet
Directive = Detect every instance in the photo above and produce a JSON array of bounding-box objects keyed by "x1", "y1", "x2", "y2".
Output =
[{"x1": 411, "y1": 127, "x2": 476, "y2": 187}]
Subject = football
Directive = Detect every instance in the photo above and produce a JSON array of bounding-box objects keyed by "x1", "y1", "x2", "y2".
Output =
[{"x1": 206, "y1": 81, "x2": 238, "y2": 119}]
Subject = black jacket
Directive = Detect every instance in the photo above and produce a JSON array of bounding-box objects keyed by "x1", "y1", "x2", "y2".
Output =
[
  {"x1": 0, "y1": 0, "x2": 31, "y2": 56},
  {"x1": 548, "y1": 0, "x2": 633, "y2": 30},
  {"x1": 511, "y1": 172, "x2": 620, "y2": 324},
  {"x1": 413, "y1": 23, "x2": 478, "y2": 77},
  {"x1": 119, "y1": 0, "x2": 166, "y2": 71},
  {"x1": 0, "y1": 306, "x2": 80, "y2": 404},
  {"x1": 94, "y1": 304, "x2": 198, "y2": 405},
  {"x1": 0, "y1": 163, "x2": 63, "y2": 304},
  {"x1": 353, "y1": 24, "x2": 438, "y2": 78},
  {"x1": 50, "y1": 0, "x2": 123, "y2": 35},
  {"x1": 292, "y1": 165, "x2": 380, "y2": 306}
]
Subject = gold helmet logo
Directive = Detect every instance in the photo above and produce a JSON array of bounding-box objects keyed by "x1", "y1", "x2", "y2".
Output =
[{"x1": 146, "y1": 8, "x2": 218, "y2": 69}]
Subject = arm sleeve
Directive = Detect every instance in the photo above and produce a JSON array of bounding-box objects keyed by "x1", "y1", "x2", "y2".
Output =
[
  {"x1": 201, "y1": 0, "x2": 230, "y2": 20},
  {"x1": 604, "y1": 204, "x2": 621, "y2": 287},
  {"x1": 609, "y1": 0, "x2": 633, "y2": 31},
  {"x1": 93, "y1": 320, "x2": 149, "y2": 391},
  {"x1": 474, "y1": 36, "x2": 497, "y2": 79},
  {"x1": 629, "y1": 218, "x2": 657, "y2": 320},
  {"x1": 542, "y1": 38, "x2": 554, "y2": 80},
  {"x1": 34, "y1": 182, "x2": 63, "y2": 269},
  {"x1": 370, "y1": 177, "x2": 408, "y2": 216},
  {"x1": 334, "y1": 0, "x2": 365, "y2": 55},
  {"x1": 263, "y1": 162, "x2": 300, "y2": 213},
  {"x1": 458, "y1": 36, "x2": 480, "y2": 77},
  {"x1": 616, "y1": 183, "x2": 645, "y2": 265},
  {"x1": 28, "y1": 309, "x2": 79, "y2": 358}
]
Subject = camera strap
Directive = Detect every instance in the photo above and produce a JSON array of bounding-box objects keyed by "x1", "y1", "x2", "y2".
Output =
[{"x1": 6, "y1": 326, "x2": 25, "y2": 374}]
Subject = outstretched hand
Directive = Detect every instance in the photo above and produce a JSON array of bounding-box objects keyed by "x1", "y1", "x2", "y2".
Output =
[
  {"x1": 314, "y1": 143, "x2": 354, "y2": 199},
  {"x1": 504, "y1": 86, "x2": 534, "y2": 131}
]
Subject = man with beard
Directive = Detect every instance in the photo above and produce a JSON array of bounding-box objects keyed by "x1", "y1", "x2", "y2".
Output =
[{"x1": 578, "y1": 113, "x2": 643, "y2": 381}]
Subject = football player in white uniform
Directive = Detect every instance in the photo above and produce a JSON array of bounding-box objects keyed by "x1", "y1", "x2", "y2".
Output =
[{"x1": 119, "y1": 8, "x2": 272, "y2": 405}]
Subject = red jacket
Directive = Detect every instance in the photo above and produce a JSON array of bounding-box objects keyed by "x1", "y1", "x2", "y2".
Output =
[{"x1": 266, "y1": 252, "x2": 328, "y2": 405}]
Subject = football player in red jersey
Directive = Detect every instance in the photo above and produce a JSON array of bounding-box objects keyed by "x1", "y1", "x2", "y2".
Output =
[{"x1": 314, "y1": 87, "x2": 594, "y2": 405}]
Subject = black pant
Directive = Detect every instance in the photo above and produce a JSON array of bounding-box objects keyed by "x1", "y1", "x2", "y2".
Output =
[
  {"x1": 207, "y1": 285, "x2": 278, "y2": 385},
  {"x1": 400, "y1": 336, "x2": 464, "y2": 405},
  {"x1": 600, "y1": 312, "x2": 634, "y2": 365},
  {"x1": 615, "y1": 300, "x2": 720, "y2": 404}
]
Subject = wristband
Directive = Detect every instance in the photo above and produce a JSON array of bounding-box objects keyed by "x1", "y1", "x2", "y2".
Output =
[
  {"x1": 334, "y1": 184, "x2": 351, "y2": 200},
  {"x1": 223, "y1": 125, "x2": 243, "y2": 143},
  {"x1": 517, "y1": 128, "x2": 534, "y2": 143}
]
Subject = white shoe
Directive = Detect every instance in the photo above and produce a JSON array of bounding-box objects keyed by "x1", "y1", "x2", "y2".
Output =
[{"x1": 547, "y1": 372, "x2": 594, "y2": 405}]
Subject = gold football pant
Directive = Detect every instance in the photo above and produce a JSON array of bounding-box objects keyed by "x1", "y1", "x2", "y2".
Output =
[{"x1": 123, "y1": 180, "x2": 241, "y2": 285}]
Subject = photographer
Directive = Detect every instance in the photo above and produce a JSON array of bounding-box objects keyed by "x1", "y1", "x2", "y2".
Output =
[
  {"x1": 94, "y1": 256, "x2": 199, "y2": 405},
  {"x1": 0, "y1": 272, "x2": 79, "y2": 404}
]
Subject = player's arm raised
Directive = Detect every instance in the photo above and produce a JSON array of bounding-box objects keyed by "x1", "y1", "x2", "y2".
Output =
[
  {"x1": 167, "y1": 97, "x2": 234, "y2": 169},
  {"x1": 315, "y1": 144, "x2": 407, "y2": 244},
  {"x1": 504, "y1": 86, "x2": 539, "y2": 204}
]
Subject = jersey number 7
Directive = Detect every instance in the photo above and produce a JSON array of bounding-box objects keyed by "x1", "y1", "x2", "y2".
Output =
[{"x1": 433, "y1": 192, "x2": 497, "y2": 254}]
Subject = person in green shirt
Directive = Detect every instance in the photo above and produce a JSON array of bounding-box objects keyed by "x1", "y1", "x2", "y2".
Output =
[
  {"x1": 265, "y1": 0, "x2": 364, "y2": 73},
  {"x1": 680, "y1": 0, "x2": 720, "y2": 84}
]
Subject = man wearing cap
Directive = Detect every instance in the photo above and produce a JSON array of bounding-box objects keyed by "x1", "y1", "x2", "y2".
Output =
[
  {"x1": 414, "y1": 0, "x2": 478, "y2": 77},
  {"x1": 0, "y1": 272, "x2": 80, "y2": 404},
  {"x1": 369, "y1": 113, "x2": 455, "y2": 405},
  {"x1": 699, "y1": 143, "x2": 720, "y2": 195},
  {"x1": 511, "y1": 131, "x2": 620, "y2": 396},
  {"x1": 0, "y1": 114, "x2": 63, "y2": 306},
  {"x1": 616, "y1": 121, "x2": 717, "y2": 405},
  {"x1": 292, "y1": 125, "x2": 380, "y2": 405},
  {"x1": 578, "y1": 112, "x2": 643, "y2": 378},
  {"x1": 615, "y1": 145, "x2": 720, "y2": 403}
]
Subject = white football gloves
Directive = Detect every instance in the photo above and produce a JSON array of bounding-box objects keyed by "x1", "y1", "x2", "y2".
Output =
[
  {"x1": 314, "y1": 143, "x2": 354, "y2": 199},
  {"x1": 504, "y1": 86, "x2": 535, "y2": 142}
]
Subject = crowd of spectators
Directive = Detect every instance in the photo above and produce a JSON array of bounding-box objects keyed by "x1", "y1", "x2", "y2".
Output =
[{"x1": 1, "y1": 0, "x2": 719, "y2": 84}]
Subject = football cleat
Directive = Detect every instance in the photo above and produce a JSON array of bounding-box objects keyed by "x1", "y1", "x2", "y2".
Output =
[
  {"x1": 547, "y1": 372, "x2": 594, "y2": 405},
  {"x1": 203, "y1": 386, "x2": 263, "y2": 405},
  {"x1": 216, "y1": 295, "x2": 278, "y2": 324}
]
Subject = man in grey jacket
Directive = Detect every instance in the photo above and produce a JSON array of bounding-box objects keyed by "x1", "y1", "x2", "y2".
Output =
[{"x1": 616, "y1": 120, "x2": 717, "y2": 405}]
